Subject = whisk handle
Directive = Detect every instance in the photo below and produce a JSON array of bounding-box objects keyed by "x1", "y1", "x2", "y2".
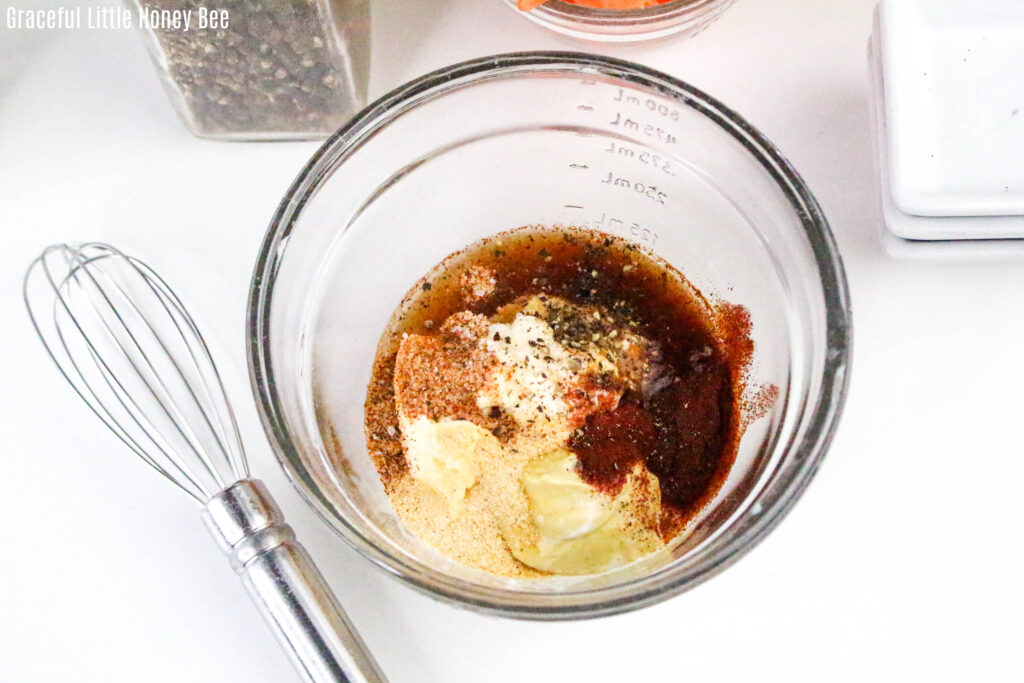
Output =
[{"x1": 202, "y1": 479, "x2": 389, "y2": 683}]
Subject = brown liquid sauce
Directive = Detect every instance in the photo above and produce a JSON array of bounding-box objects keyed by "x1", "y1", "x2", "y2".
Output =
[{"x1": 365, "y1": 226, "x2": 758, "y2": 540}]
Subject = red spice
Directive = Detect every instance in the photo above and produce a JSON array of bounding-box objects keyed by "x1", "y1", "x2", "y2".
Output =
[
  {"x1": 742, "y1": 383, "x2": 780, "y2": 429},
  {"x1": 569, "y1": 401, "x2": 656, "y2": 494},
  {"x1": 645, "y1": 363, "x2": 730, "y2": 511}
]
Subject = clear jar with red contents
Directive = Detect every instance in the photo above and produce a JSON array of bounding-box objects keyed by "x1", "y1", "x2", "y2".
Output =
[{"x1": 503, "y1": 0, "x2": 737, "y2": 43}]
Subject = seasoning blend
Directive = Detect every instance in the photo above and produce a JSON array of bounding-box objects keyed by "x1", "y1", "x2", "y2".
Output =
[
  {"x1": 362, "y1": 227, "x2": 770, "y2": 578},
  {"x1": 128, "y1": 0, "x2": 369, "y2": 140}
]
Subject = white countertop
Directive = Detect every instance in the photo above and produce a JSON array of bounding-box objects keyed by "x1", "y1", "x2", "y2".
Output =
[{"x1": 2, "y1": 1, "x2": 1023, "y2": 681}]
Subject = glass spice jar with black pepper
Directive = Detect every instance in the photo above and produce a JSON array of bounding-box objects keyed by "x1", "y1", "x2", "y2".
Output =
[{"x1": 127, "y1": 0, "x2": 369, "y2": 140}]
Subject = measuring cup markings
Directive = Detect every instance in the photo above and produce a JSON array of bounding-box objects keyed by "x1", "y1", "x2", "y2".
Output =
[
  {"x1": 603, "y1": 142, "x2": 677, "y2": 177},
  {"x1": 608, "y1": 113, "x2": 678, "y2": 145},
  {"x1": 588, "y1": 212, "x2": 661, "y2": 247},
  {"x1": 559, "y1": 84, "x2": 683, "y2": 249},
  {"x1": 561, "y1": 151, "x2": 671, "y2": 248},
  {"x1": 570, "y1": 100, "x2": 678, "y2": 203},
  {"x1": 558, "y1": 204, "x2": 660, "y2": 247},
  {"x1": 611, "y1": 87, "x2": 682, "y2": 122},
  {"x1": 600, "y1": 172, "x2": 667, "y2": 206},
  {"x1": 566, "y1": 139, "x2": 675, "y2": 207}
]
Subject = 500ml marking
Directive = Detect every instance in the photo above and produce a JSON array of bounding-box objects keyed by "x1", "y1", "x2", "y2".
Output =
[
  {"x1": 612, "y1": 88, "x2": 681, "y2": 121},
  {"x1": 586, "y1": 211, "x2": 660, "y2": 246},
  {"x1": 601, "y1": 172, "x2": 667, "y2": 205},
  {"x1": 604, "y1": 142, "x2": 676, "y2": 176},
  {"x1": 609, "y1": 113, "x2": 677, "y2": 144}
]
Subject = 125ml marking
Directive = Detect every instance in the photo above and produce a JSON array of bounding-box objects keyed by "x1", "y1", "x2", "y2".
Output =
[{"x1": 586, "y1": 211, "x2": 660, "y2": 247}]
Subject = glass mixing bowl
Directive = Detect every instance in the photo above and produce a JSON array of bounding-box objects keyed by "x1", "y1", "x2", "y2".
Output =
[
  {"x1": 248, "y1": 52, "x2": 851, "y2": 619},
  {"x1": 501, "y1": 0, "x2": 737, "y2": 43}
]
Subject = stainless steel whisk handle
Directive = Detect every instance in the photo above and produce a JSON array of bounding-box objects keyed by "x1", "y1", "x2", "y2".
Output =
[{"x1": 202, "y1": 480, "x2": 388, "y2": 683}]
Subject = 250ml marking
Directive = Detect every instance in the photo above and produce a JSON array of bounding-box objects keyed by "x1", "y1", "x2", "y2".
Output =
[
  {"x1": 604, "y1": 142, "x2": 677, "y2": 176},
  {"x1": 601, "y1": 172, "x2": 667, "y2": 205}
]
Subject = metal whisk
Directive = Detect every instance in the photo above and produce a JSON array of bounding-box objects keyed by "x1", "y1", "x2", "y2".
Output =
[{"x1": 24, "y1": 243, "x2": 387, "y2": 683}]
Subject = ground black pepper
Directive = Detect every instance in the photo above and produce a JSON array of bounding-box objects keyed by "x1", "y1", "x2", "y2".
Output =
[{"x1": 132, "y1": 0, "x2": 368, "y2": 138}]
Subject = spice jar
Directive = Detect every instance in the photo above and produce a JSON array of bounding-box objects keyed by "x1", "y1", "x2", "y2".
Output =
[{"x1": 127, "y1": 0, "x2": 369, "y2": 140}]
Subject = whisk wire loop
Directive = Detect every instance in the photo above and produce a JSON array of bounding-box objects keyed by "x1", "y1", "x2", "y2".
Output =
[
  {"x1": 24, "y1": 243, "x2": 249, "y2": 503},
  {"x1": 80, "y1": 255, "x2": 236, "y2": 491},
  {"x1": 76, "y1": 259, "x2": 218, "y2": 490},
  {"x1": 39, "y1": 246, "x2": 208, "y2": 499},
  {"x1": 121, "y1": 251, "x2": 250, "y2": 482}
]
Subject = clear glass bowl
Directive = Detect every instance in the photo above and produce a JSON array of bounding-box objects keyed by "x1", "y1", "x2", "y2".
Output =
[
  {"x1": 248, "y1": 52, "x2": 852, "y2": 619},
  {"x1": 501, "y1": 0, "x2": 737, "y2": 43}
]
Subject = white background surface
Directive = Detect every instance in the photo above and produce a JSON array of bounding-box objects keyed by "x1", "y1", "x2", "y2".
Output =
[{"x1": 2, "y1": 1, "x2": 1023, "y2": 681}]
